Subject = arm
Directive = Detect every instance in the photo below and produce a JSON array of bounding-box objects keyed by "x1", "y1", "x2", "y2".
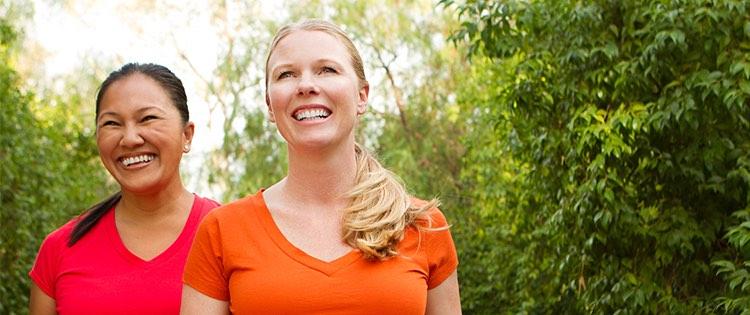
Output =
[
  {"x1": 180, "y1": 285, "x2": 229, "y2": 315},
  {"x1": 425, "y1": 270, "x2": 461, "y2": 315},
  {"x1": 29, "y1": 283, "x2": 56, "y2": 315}
]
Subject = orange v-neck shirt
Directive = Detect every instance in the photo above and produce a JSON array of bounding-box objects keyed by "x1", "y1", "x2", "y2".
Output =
[{"x1": 183, "y1": 190, "x2": 458, "y2": 314}]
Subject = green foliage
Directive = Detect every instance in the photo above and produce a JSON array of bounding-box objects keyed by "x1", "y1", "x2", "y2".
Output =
[
  {"x1": 214, "y1": 107, "x2": 288, "y2": 200},
  {"x1": 189, "y1": 1, "x2": 287, "y2": 200},
  {"x1": 7, "y1": 1, "x2": 750, "y2": 314},
  {"x1": 0, "y1": 15, "x2": 111, "y2": 314},
  {"x1": 203, "y1": 0, "x2": 466, "y2": 204},
  {"x1": 444, "y1": 0, "x2": 750, "y2": 313}
]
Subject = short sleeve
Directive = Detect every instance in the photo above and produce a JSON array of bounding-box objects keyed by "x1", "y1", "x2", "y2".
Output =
[
  {"x1": 183, "y1": 213, "x2": 229, "y2": 301},
  {"x1": 423, "y1": 209, "x2": 459, "y2": 289},
  {"x1": 29, "y1": 229, "x2": 67, "y2": 298}
]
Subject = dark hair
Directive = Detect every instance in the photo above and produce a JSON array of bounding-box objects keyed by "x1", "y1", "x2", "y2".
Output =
[
  {"x1": 95, "y1": 62, "x2": 189, "y2": 124},
  {"x1": 68, "y1": 62, "x2": 189, "y2": 247},
  {"x1": 68, "y1": 192, "x2": 122, "y2": 246}
]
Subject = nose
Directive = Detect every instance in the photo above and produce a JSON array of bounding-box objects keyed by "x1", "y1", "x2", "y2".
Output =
[
  {"x1": 120, "y1": 125, "x2": 145, "y2": 147},
  {"x1": 296, "y1": 72, "x2": 319, "y2": 95}
]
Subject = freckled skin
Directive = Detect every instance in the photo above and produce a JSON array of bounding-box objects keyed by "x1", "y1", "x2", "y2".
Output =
[{"x1": 266, "y1": 30, "x2": 368, "y2": 153}]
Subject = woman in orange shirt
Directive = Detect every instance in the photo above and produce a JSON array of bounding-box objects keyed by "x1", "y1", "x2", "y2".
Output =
[{"x1": 181, "y1": 20, "x2": 461, "y2": 314}]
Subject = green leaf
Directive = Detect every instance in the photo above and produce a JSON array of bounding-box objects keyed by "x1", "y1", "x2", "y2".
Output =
[{"x1": 740, "y1": 81, "x2": 750, "y2": 95}]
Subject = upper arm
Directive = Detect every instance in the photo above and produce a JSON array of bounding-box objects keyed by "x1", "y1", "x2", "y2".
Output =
[
  {"x1": 426, "y1": 270, "x2": 462, "y2": 315},
  {"x1": 183, "y1": 213, "x2": 230, "y2": 300},
  {"x1": 29, "y1": 283, "x2": 56, "y2": 315},
  {"x1": 180, "y1": 284, "x2": 229, "y2": 315}
]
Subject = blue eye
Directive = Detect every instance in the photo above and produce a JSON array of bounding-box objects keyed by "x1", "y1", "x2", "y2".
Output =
[{"x1": 321, "y1": 66, "x2": 337, "y2": 74}]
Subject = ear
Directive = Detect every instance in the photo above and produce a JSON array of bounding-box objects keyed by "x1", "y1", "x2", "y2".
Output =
[
  {"x1": 356, "y1": 84, "x2": 369, "y2": 115},
  {"x1": 266, "y1": 93, "x2": 276, "y2": 123},
  {"x1": 182, "y1": 121, "x2": 195, "y2": 151}
]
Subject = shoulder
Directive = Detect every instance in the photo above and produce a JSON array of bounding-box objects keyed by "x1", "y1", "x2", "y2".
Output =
[
  {"x1": 30, "y1": 217, "x2": 82, "y2": 297},
  {"x1": 406, "y1": 199, "x2": 459, "y2": 288},
  {"x1": 410, "y1": 197, "x2": 450, "y2": 229},
  {"x1": 32, "y1": 216, "x2": 82, "y2": 270},
  {"x1": 39, "y1": 217, "x2": 80, "y2": 249},
  {"x1": 195, "y1": 194, "x2": 221, "y2": 209},
  {"x1": 199, "y1": 190, "x2": 265, "y2": 227},
  {"x1": 192, "y1": 194, "x2": 221, "y2": 217},
  {"x1": 189, "y1": 191, "x2": 267, "y2": 263}
]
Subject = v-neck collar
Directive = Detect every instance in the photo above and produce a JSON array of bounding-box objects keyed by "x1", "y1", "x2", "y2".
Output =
[
  {"x1": 254, "y1": 191, "x2": 362, "y2": 276},
  {"x1": 107, "y1": 194, "x2": 199, "y2": 265}
]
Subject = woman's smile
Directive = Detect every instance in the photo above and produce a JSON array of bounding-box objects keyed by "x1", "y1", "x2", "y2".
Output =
[
  {"x1": 293, "y1": 107, "x2": 331, "y2": 121},
  {"x1": 96, "y1": 73, "x2": 192, "y2": 194},
  {"x1": 119, "y1": 153, "x2": 156, "y2": 168},
  {"x1": 266, "y1": 30, "x2": 368, "y2": 151}
]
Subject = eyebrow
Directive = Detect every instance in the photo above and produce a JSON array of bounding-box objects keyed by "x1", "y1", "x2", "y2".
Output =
[
  {"x1": 314, "y1": 58, "x2": 345, "y2": 69},
  {"x1": 271, "y1": 58, "x2": 345, "y2": 73},
  {"x1": 270, "y1": 63, "x2": 293, "y2": 74},
  {"x1": 97, "y1": 106, "x2": 166, "y2": 121}
]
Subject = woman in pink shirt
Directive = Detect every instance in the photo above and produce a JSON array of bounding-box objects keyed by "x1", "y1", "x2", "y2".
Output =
[{"x1": 29, "y1": 63, "x2": 219, "y2": 315}]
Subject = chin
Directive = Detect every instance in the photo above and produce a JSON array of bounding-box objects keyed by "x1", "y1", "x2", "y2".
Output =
[
  {"x1": 294, "y1": 138, "x2": 340, "y2": 150},
  {"x1": 118, "y1": 179, "x2": 165, "y2": 195}
]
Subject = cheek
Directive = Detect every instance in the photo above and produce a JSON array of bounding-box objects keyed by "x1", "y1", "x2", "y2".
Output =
[
  {"x1": 95, "y1": 137, "x2": 116, "y2": 171},
  {"x1": 268, "y1": 89, "x2": 290, "y2": 113},
  {"x1": 331, "y1": 79, "x2": 359, "y2": 101},
  {"x1": 95, "y1": 133, "x2": 114, "y2": 153}
]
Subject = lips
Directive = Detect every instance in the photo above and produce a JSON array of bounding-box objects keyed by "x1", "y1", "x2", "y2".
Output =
[
  {"x1": 292, "y1": 105, "x2": 332, "y2": 121},
  {"x1": 120, "y1": 154, "x2": 155, "y2": 167}
]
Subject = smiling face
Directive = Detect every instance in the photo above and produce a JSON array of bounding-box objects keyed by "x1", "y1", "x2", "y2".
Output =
[
  {"x1": 95, "y1": 73, "x2": 194, "y2": 195},
  {"x1": 266, "y1": 30, "x2": 368, "y2": 152}
]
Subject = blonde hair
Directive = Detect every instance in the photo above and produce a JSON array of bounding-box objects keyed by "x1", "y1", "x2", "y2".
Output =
[
  {"x1": 264, "y1": 19, "x2": 368, "y2": 91},
  {"x1": 343, "y1": 144, "x2": 440, "y2": 260},
  {"x1": 265, "y1": 20, "x2": 441, "y2": 260}
]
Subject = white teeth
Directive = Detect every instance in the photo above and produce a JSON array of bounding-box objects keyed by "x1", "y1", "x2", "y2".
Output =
[
  {"x1": 294, "y1": 108, "x2": 330, "y2": 121},
  {"x1": 121, "y1": 154, "x2": 154, "y2": 167}
]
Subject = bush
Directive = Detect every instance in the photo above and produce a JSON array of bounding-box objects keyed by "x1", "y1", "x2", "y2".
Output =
[
  {"x1": 444, "y1": 0, "x2": 750, "y2": 313},
  {"x1": 0, "y1": 18, "x2": 110, "y2": 314}
]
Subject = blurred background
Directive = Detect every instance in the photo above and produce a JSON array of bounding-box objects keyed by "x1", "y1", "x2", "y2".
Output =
[{"x1": 2, "y1": 0, "x2": 749, "y2": 313}]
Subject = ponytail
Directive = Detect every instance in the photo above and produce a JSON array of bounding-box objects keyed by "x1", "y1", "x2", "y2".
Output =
[
  {"x1": 67, "y1": 192, "x2": 121, "y2": 246},
  {"x1": 341, "y1": 144, "x2": 440, "y2": 260}
]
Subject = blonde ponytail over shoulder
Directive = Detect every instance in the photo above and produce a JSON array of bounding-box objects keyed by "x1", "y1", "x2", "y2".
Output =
[
  {"x1": 342, "y1": 143, "x2": 440, "y2": 260},
  {"x1": 266, "y1": 20, "x2": 445, "y2": 260}
]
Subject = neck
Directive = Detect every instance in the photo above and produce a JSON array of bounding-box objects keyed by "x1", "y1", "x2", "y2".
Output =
[
  {"x1": 283, "y1": 140, "x2": 358, "y2": 207},
  {"x1": 117, "y1": 179, "x2": 192, "y2": 223}
]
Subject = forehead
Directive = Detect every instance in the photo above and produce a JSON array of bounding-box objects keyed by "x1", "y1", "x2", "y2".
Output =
[
  {"x1": 99, "y1": 73, "x2": 173, "y2": 112},
  {"x1": 269, "y1": 30, "x2": 351, "y2": 65}
]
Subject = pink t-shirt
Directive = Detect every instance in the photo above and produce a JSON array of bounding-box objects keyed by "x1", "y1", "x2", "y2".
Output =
[{"x1": 29, "y1": 194, "x2": 218, "y2": 315}]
